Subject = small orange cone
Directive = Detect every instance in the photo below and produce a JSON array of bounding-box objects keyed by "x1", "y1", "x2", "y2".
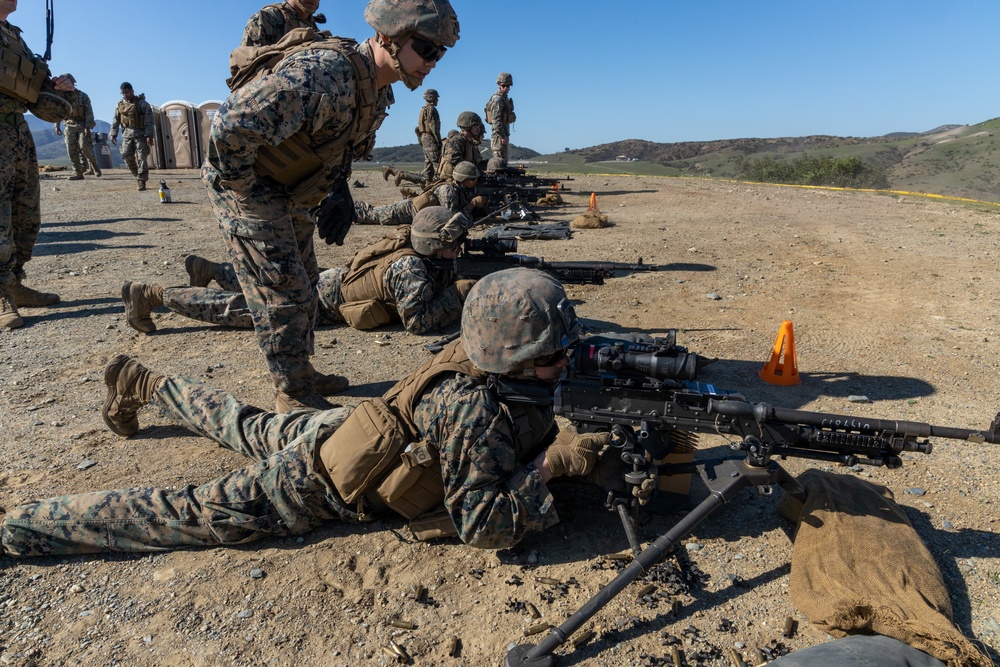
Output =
[
  {"x1": 759, "y1": 320, "x2": 800, "y2": 385},
  {"x1": 588, "y1": 192, "x2": 597, "y2": 211}
]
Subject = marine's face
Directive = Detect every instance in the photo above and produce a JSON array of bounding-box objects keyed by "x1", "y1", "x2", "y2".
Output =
[
  {"x1": 286, "y1": 0, "x2": 319, "y2": 16},
  {"x1": 121, "y1": 88, "x2": 135, "y2": 102},
  {"x1": 0, "y1": 0, "x2": 18, "y2": 19},
  {"x1": 396, "y1": 36, "x2": 443, "y2": 85}
]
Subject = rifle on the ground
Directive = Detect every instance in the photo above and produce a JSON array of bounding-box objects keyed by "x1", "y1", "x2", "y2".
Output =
[
  {"x1": 502, "y1": 333, "x2": 1000, "y2": 666},
  {"x1": 429, "y1": 238, "x2": 659, "y2": 285}
]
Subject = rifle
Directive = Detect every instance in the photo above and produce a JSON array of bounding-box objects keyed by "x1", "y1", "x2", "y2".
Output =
[
  {"x1": 429, "y1": 238, "x2": 659, "y2": 285},
  {"x1": 43, "y1": 0, "x2": 54, "y2": 62},
  {"x1": 503, "y1": 333, "x2": 1000, "y2": 666}
]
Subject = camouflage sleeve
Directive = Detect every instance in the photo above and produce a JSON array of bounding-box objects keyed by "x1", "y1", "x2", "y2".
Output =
[
  {"x1": 82, "y1": 92, "x2": 95, "y2": 129},
  {"x1": 430, "y1": 107, "x2": 441, "y2": 142},
  {"x1": 208, "y1": 49, "x2": 357, "y2": 191},
  {"x1": 434, "y1": 183, "x2": 463, "y2": 213},
  {"x1": 384, "y1": 256, "x2": 462, "y2": 334},
  {"x1": 240, "y1": 7, "x2": 283, "y2": 47},
  {"x1": 141, "y1": 100, "x2": 155, "y2": 136},
  {"x1": 110, "y1": 104, "x2": 120, "y2": 136},
  {"x1": 486, "y1": 94, "x2": 506, "y2": 138},
  {"x1": 441, "y1": 136, "x2": 464, "y2": 169},
  {"x1": 412, "y1": 376, "x2": 559, "y2": 549}
]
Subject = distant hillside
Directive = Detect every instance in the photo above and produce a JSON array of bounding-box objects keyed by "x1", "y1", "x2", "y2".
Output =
[
  {"x1": 27, "y1": 114, "x2": 123, "y2": 167},
  {"x1": 370, "y1": 143, "x2": 539, "y2": 164}
]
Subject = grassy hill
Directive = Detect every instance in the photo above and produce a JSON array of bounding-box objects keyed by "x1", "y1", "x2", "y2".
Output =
[{"x1": 27, "y1": 114, "x2": 123, "y2": 167}]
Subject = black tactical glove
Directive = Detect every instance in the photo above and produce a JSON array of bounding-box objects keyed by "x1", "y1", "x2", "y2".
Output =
[{"x1": 312, "y1": 180, "x2": 355, "y2": 246}]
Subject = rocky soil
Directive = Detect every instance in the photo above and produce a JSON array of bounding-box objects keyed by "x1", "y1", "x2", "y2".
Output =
[{"x1": 1, "y1": 168, "x2": 998, "y2": 666}]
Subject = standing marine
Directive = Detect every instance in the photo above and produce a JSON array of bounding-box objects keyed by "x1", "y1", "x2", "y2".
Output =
[
  {"x1": 53, "y1": 74, "x2": 100, "y2": 180},
  {"x1": 415, "y1": 87, "x2": 441, "y2": 182},
  {"x1": 241, "y1": 0, "x2": 327, "y2": 47},
  {"x1": 485, "y1": 71, "x2": 515, "y2": 170},
  {"x1": 203, "y1": 0, "x2": 460, "y2": 412},
  {"x1": 384, "y1": 111, "x2": 485, "y2": 187},
  {"x1": 0, "y1": 0, "x2": 76, "y2": 329},
  {"x1": 110, "y1": 82, "x2": 155, "y2": 191}
]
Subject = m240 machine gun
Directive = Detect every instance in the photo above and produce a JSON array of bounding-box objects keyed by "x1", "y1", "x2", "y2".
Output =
[
  {"x1": 476, "y1": 165, "x2": 572, "y2": 208},
  {"x1": 502, "y1": 333, "x2": 1000, "y2": 666},
  {"x1": 429, "y1": 238, "x2": 658, "y2": 285}
]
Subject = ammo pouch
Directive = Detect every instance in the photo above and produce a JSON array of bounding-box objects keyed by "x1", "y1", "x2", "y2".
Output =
[
  {"x1": 0, "y1": 43, "x2": 47, "y2": 105},
  {"x1": 338, "y1": 298, "x2": 393, "y2": 330},
  {"x1": 374, "y1": 441, "x2": 445, "y2": 520},
  {"x1": 410, "y1": 189, "x2": 440, "y2": 212}
]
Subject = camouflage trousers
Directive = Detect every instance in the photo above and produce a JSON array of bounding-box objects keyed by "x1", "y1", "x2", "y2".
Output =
[
  {"x1": 419, "y1": 133, "x2": 441, "y2": 183},
  {"x1": 354, "y1": 198, "x2": 416, "y2": 226},
  {"x1": 0, "y1": 118, "x2": 41, "y2": 287},
  {"x1": 491, "y1": 135, "x2": 509, "y2": 169},
  {"x1": 120, "y1": 134, "x2": 150, "y2": 181},
  {"x1": 64, "y1": 122, "x2": 99, "y2": 175},
  {"x1": 205, "y1": 173, "x2": 321, "y2": 395},
  {"x1": 0, "y1": 375, "x2": 355, "y2": 557}
]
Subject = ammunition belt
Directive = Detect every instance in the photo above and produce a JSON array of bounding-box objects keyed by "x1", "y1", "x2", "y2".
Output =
[{"x1": 0, "y1": 111, "x2": 25, "y2": 126}]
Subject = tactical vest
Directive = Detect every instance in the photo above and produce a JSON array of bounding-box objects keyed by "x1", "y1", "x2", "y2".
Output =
[
  {"x1": 337, "y1": 226, "x2": 418, "y2": 330},
  {"x1": 485, "y1": 93, "x2": 515, "y2": 128},
  {"x1": 229, "y1": 29, "x2": 378, "y2": 207},
  {"x1": 437, "y1": 136, "x2": 478, "y2": 182},
  {"x1": 115, "y1": 98, "x2": 144, "y2": 129},
  {"x1": 66, "y1": 91, "x2": 88, "y2": 123},
  {"x1": 408, "y1": 179, "x2": 448, "y2": 212},
  {"x1": 0, "y1": 21, "x2": 48, "y2": 107},
  {"x1": 416, "y1": 104, "x2": 439, "y2": 137},
  {"x1": 318, "y1": 339, "x2": 555, "y2": 539}
]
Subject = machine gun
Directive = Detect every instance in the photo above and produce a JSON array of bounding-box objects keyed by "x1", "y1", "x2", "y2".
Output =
[
  {"x1": 503, "y1": 333, "x2": 1000, "y2": 666},
  {"x1": 429, "y1": 238, "x2": 659, "y2": 285},
  {"x1": 475, "y1": 166, "x2": 572, "y2": 208}
]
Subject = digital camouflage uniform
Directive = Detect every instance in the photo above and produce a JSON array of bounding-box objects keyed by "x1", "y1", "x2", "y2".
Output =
[
  {"x1": 202, "y1": 39, "x2": 392, "y2": 396},
  {"x1": 0, "y1": 19, "x2": 73, "y2": 293},
  {"x1": 437, "y1": 133, "x2": 483, "y2": 182},
  {"x1": 62, "y1": 89, "x2": 100, "y2": 176},
  {"x1": 485, "y1": 88, "x2": 515, "y2": 169},
  {"x1": 110, "y1": 93, "x2": 155, "y2": 183},
  {"x1": 0, "y1": 339, "x2": 557, "y2": 556},
  {"x1": 353, "y1": 178, "x2": 475, "y2": 226},
  {"x1": 417, "y1": 100, "x2": 441, "y2": 182},
  {"x1": 241, "y1": 2, "x2": 325, "y2": 47}
]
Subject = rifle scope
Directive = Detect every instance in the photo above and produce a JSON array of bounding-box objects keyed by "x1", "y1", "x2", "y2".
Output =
[
  {"x1": 573, "y1": 337, "x2": 699, "y2": 381},
  {"x1": 465, "y1": 238, "x2": 517, "y2": 256}
]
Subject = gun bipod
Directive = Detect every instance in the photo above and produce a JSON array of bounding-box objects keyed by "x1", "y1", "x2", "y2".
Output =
[{"x1": 503, "y1": 454, "x2": 806, "y2": 666}]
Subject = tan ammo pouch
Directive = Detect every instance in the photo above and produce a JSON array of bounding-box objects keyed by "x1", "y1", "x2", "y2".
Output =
[
  {"x1": 338, "y1": 297, "x2": 394, "y2": 330},
  {"x1": 410, "y1": 189, "x2": 440, "y2": 212},
  {"x1": 408, "y1": 508, "x2": 458, "y2": 541},
  {"x1": 374, "y1": 441, "x2": 445, "y2": 520},
  {"x1": 319, "y1": 398, "x2": 408, "y2": 506},
  {"x1": 253, "y1": 131, "x2": 324, "y2": 188},
  {"x1": 0, "y1": 44, "x2": 47, "y2": 105}
]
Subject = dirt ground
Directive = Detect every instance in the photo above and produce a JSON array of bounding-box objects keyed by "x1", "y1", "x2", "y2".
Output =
[{"x1": 1, "y1": 167, "x2": 998, "y2": 667}]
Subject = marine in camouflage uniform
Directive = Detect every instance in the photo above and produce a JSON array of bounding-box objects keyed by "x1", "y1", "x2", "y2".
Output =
[
  {"x1": 54, "y1": 77, "x2": 101, "y2": 179},
  {"x1": 203, "y1": 0, "x2": 459, "y2": 412},
  {"x1": 241, "y1": 1, "x2": 327, "y2": 47},
  {"x1": 0, "y1": 6, "x2": 75, "y2": 329},
  {"x1": 437, "y1": 111, "x2": 487, "y2": 182},
  {"x1": 119, "y1": 208, "x2": 471, "y2": 335},
  {"x1": 485, "y1": 72, "x2": 515, "y2": 169},
  {"x1": 0, "y1": 269, "x2": 611, "y2": 557},
  {"x1": 109, "y1": 82, "x2": 155, "y2": 190},
  {"x1": 354, "y1": 160, "x2": 478, "y2": 226},
  {"x1": 416, "y1": 88, "x2": 441, "y2": 182}
]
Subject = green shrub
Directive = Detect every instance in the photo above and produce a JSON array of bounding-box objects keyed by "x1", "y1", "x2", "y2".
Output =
[{"x1": 734, "y1": 154, "x2": 890, "y2": 189}]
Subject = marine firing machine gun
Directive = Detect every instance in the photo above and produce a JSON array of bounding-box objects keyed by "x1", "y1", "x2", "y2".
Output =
[
  {"x1": 428, "y1": 238, "x2": 659, "y2": 285},
  {"x1": 503, "y1": 333, "x2": 1000, "y2": 666},
  {"x1": 475, "y1": 165, "x2": 572, "y2": 208}
]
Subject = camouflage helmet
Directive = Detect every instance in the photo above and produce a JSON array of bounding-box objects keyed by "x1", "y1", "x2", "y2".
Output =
[
  {"x1": 364, "y1": 0, "x2": 460, "y2": 91},
  {"x1": 456, "y1": 111, "x2": 483, "y2": 129},
  {"x1": 423, "y1": 88, "x2": 439, "y2": 102},
  {"x1": 496, "y1": 72, "x2": 513, "y2": 86},
  {"x1": 410, "y1": 206, "x2": 467, "y2": 256},
  {"x1": 452, "y1": 161, "x2": 479, "y2": 182},
  {"x1": 462, "y1": 268, "x2": 581, "y2": 374}
]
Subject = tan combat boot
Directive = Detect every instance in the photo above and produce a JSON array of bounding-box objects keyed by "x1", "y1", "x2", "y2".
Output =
[
  {"x1": 312, "y1": 371, "x2": 350, "y2": 396},
  {"x1": 68, "y1": 171, "x2": 84, "y2": 181},
  {"x1": 275, "y1": 389, "x2": 335, "y2": 413},
  {"x1": 382, "y1": 165, "x2": 397, "y2": 182},
  {"x1": 8, "y1": 279, "x2": 59, "y2": 307},
  {"x1": 102, "y1": 354, "x2": 165, "y2": 437},
  {"x1": 137, "y1": 179, "x2": 147, "y2": 191},
  {"x1": 121, "y1": 281, "x2": 164, "y2": 333},
  {"x1": 184, "y1": 255, "x2": 218, "y2": 288},
  {"x1": 0, "y1": 287, "x2": 25, "y2": 329}
]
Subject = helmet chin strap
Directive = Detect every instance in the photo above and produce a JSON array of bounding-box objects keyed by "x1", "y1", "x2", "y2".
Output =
[{"x1": 383, "y1": 36, "x2": 423, "y2": 91}]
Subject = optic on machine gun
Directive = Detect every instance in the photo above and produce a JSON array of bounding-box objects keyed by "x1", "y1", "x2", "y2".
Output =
[{"x1": 571, "y1": 333, "x2": 709, "y2": 382}]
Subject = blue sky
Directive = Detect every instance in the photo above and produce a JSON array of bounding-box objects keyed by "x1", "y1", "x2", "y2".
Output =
[{"x1": 12, "y1": 0, "x2": 1000, "y2": 154}]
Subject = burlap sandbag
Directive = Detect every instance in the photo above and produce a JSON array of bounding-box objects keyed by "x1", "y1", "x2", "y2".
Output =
[
  {"x1": 571, "y1": 210, "x2": 609, "y2": 229},
  {"x1": 779, "y1": 469, "x2": 991, "y2": 667}
]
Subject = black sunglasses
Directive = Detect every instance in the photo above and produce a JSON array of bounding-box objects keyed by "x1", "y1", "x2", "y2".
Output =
[
  {"x1": 534, "y1": 349, "x2": 569, "y2": 368},
  {"x1": 410, "y1": 36, "x2": 447, "y2": 63}
]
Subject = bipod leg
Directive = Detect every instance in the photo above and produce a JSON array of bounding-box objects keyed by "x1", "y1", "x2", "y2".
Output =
[
  {"x1": 505, "y1": 457, "x2": 769, "y2": 666},
  {"x1": 612, "y1": 498, "x2": 642, "y2": 557}
]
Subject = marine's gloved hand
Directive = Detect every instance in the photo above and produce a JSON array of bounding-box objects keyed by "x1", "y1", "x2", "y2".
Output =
[
  {"x1": 545, "y1": 429, "x2": 610, "y2": 478},
  {"x1": 313, "y1": 180, "x2": 355, "y2": 246},
  {"x1": 454, "y1": 279, "x2": 477, "y2": 302}
]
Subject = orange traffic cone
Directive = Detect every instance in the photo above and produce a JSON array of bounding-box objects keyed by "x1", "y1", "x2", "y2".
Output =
[
  {"x1": 588, "y1": 192, "x2": 597, "y2": 211},
  {"x1": 759, "y1": 320, "x2": 800, "y2": 386}
]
